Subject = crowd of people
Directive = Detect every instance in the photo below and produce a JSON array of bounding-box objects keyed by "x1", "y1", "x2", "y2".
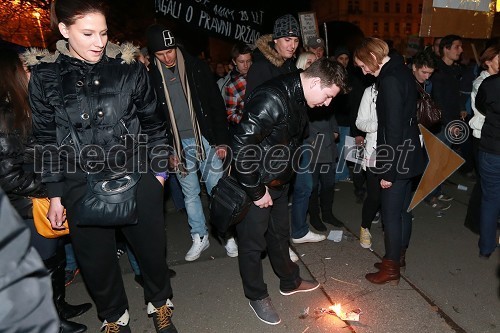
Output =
[{"x1": 1, "y1": 1, "x2": 499, "y2": 331}]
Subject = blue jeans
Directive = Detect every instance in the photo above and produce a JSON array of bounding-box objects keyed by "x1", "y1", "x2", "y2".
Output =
[
  {"x1": 176, "y1": 136, "x2": 224, "y2": 237},
  {"x1": 125, "y1": 244, "x2": 141, "y2": 276},
  {"x1": 65, "y1": 242, "x2": 77, "y2": 271},
  {"x1": 336, "y1": 126, "x2": 351, "y2": 181},
  {"x1": 290, "y1": 149, "x2": 313, "y2": 239},
  {"x1": 478, "y1": 150, "x2": 500, "y2": 256}
]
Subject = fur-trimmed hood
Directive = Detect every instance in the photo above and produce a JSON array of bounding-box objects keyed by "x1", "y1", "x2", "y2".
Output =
[
  {"x1": 21, "y1": 40, "x2": 138, "y2": 67},
  {"x1": 254, "y1": 34, "x2": 285, "y2": 68}
]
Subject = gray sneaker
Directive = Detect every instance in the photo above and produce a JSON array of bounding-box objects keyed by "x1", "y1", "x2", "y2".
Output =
[
  {"x1": 249, "y1": 297, "x2": 281, "y2": 325},
  {"x1": 280, "y1": 279, "x2": 320, "y2": 296}
]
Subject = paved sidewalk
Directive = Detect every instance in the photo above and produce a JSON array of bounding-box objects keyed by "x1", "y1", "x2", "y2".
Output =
[{"x1": 66, "y1": 172, "x2": 499, "y2": 332}]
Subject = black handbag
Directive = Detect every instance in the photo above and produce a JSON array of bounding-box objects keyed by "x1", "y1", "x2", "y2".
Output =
[
  {"x1": 77, "y1": 171, "x2": 141, "y2": 226},
  {"x1": 209, "y1": 167, "x2": 251, "y2": 237}
]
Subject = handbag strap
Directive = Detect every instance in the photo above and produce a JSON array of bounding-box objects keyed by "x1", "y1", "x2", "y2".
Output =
[
  {"x1": 54, "y1": 64, "x2": 82, "y2": 155},
  {"x1": 416, "y1": 80, "x2": 430, "y2": 98}
]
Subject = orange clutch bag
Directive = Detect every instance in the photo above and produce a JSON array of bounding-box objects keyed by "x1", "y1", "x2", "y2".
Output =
[{"x1": 32, "y1": 197, "x2": 69, "y2": 238}]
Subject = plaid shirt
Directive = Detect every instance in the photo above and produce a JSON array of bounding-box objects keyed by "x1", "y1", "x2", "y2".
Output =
[{"x1": 224, "y1": 70, "x2": 247, "y2": 124}]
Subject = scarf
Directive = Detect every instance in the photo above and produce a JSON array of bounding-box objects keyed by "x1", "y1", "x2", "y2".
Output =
[{"x1": 155, "y1": 48, "x2": 206, "y2": 174}]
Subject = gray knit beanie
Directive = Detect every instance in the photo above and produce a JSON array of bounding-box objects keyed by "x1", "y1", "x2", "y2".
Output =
[{"x1": 272, "y1": 14, "x2": 300, "y2": 39}]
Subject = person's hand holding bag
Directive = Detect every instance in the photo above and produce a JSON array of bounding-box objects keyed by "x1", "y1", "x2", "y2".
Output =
[{"x1": 48, "y1": 197, "x2": 66, "y2": 229}]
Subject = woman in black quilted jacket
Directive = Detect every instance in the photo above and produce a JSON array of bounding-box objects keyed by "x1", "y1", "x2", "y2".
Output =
[
  {"x1": 26, "y1": 0, "x2": 177, "y2": 331},
  {"x1": 0, "y1": 47, "x2": 91, "y2": 332}
]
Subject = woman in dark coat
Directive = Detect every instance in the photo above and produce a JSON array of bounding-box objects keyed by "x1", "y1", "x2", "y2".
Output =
[
  {"x1": 0, "y1": 47, "x2": 90, "y2": 332},
  {"x1": 354, "y1": 38, "x2": 424, "y2": 285}
]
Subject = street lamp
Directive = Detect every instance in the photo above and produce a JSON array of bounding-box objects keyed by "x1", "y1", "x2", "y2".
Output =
[{"x1": 33, "y1": 11, "x2": 46, "y2": 48}]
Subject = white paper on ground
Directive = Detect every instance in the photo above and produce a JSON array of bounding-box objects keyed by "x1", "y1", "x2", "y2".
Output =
[{"x1": 327, "y1": 230, "x2": 343, "y2": 242}]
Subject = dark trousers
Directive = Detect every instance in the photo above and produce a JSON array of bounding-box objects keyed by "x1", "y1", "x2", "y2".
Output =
[
  {"x1": 65, "y1": 172, "x2": 172, "y2": 321},
  {"x1": 464, "y1": 137, "x2": 481, "y2": 234},
  {"x1": 361, "y1": 168, "x2": 381, "y2": 229},
  {"x1": 381, "y1": 179, "x2": 413, "y2": 261},
  {"x1": 236, "y1": 185, "x2": 301, "y2": 301},
  {"x1": 26, "y1": 218, "x2": 59, "y2": 260},
  {"x1": 312, "y1": 162, "x2": 336, "y2": 195}
]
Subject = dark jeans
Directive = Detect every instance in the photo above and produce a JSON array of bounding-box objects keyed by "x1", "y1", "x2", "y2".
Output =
[
  {"x1": 478, "y1": 150, "x2": 500, "y2": 256},
  {"x1": 312, "y1": 162, "x2": 336, "y2": 194},
  {"x1": 236, "y1": 185, "x2": 301, "y2": 300},
  {"x1": 290, "y1": 150, "x2": 313, "y2": 239},
  {"x1": 381, "y1": 178, "x2": 413, "y2": 261},
  {"x1": 65, "y1": 172, "x2": 172, "y2": 321},
  {"x1": 361, "y1": 168, "x2": 381, "y2": 229}
]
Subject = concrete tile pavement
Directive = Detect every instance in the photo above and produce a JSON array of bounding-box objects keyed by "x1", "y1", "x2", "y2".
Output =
[{"x1": 65, "y1": 172, "x2": 499, "y2": 332}]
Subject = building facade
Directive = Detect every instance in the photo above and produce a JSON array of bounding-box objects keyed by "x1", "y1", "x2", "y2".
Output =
[{"x1": 311, "y1": 0, "x2": 424, "y2": 52}]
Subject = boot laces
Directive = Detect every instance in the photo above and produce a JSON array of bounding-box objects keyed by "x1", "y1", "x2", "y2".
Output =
[
  {"x1": 154, "y1": 304, "x2": 173, "y2": 330},
  {"x1": 102, "y1": 322, "x2": 121, "y2": 333}
]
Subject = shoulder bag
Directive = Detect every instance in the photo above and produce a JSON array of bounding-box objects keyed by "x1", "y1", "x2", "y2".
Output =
[
  {"x1": 209, "y1": 164, "x2": 251, "y2": 237},
  {"x1": 416, "y1": 82, "x2": 442, "y2": 129}
]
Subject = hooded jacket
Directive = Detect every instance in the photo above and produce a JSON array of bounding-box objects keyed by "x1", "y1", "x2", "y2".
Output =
[
  {"x1": 231, "y1": 71, "x2": 308, "y2": 201},
  {"x1": 25, "y1": 41, "x2": 169, "y2": 198},
  {"x1": 245, "y1": 34, "x2": 297, "y2": 97}
]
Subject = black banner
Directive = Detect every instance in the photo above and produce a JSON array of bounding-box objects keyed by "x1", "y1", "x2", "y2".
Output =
[{"x1": 154, "y1": 0, "x2": 264, "y2": 44}]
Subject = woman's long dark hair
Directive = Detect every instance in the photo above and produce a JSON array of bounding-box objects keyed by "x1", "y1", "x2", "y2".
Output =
[
  {"x1": 0, "y1": 47, "x2": 31, "y2": 138},
  {"x1": 50, "y1": 0, "x2": 108, "y2": 31}
]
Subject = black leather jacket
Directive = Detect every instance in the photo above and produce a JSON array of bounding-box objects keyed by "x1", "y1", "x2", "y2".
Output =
[
  {"x1": 0, "y1": 102, "x2": 46, "y2": 218},
  {"x1": 28, "y1": 42, "x2": 169, "y2": 197},
  {"x1": 231, "y1": 71, "x2": 308, "y2": 201}
]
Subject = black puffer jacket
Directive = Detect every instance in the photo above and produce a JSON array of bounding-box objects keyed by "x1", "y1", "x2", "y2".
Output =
[
  {"x1": 245, "y1": 34, "x2": 297, "y2": 97},
  {"x1": 148, "y1": 47, "x2": 229, "y2": 146},
  {"x1": 231, "y1": 71, "x2": 308, "y2": 201},
  {"x1": 26, "y1": 41, "x2": 169, "y2": 198},
  {"x1": 0, "y1": 101, "x2": 46, "y2": 218}
]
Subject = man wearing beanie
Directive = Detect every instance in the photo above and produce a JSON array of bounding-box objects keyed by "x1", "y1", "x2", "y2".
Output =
[
  {"x1": 146, "y1": 25, "x2": 236, "y2": 261},
  {"x1": 245, "y1": 14, "x2": 300, "y2": 96},
  {"x1": 306, "y1": 36, "x2": 325, "y2": 59}
]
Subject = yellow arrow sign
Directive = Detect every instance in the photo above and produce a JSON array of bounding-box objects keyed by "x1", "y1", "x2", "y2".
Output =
[{"x1": 408, "y1": 125, "x2": 465, "y2": 211}]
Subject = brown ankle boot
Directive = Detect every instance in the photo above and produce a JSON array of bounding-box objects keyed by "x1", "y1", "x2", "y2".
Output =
[
  {"x1": 366, "y1": 258, "x2": 400, "y2": 285},
  {"x1": 374, "y1": 249, "x2": 407, "y2": 271}
]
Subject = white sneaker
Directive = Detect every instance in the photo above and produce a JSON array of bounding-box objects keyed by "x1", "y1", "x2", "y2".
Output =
[
  {"x1": 224, "y1": 237, "x2": 238, "y2": 257},
  {"x1": 289, "y1": 248, "x2": 299, "y2": 262},
  {"x1": 185, "y1": 234, "x2": 210, "y2": 261},
  {"x1": 292, "y1": 231, "x2": 326, "y2": 244},
  {"x1": 360, "y1": 227, "x2": 372, "y2": 249}
]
